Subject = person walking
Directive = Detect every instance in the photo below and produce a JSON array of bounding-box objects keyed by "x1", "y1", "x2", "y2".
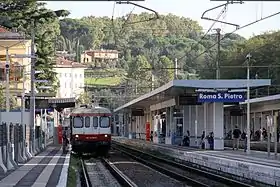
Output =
[{"x1": 232, "y1": 125, "x2": 241, "y2": 150}]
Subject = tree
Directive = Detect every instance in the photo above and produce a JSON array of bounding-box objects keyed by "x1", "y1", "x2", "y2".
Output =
[
  {"x1": 157, "y1": 56, "x2": 174, "y2": 86},
  {"x1": 0, "y1": 86, "x2": 17, "y2": 110},
  {"x1": 0, "y1": 1, "x2": 69, "y2": 94},
  {"x1": 76, "y1": 92, "x2": 91, "y2": 105},
  {"x1": 128, "y1": 55, "x2": 152, "y2": 94}
]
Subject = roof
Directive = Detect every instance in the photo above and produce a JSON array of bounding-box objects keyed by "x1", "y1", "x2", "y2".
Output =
[
  {"x1": 114, "y1": 79, "x2": 271, "y2": 112},
  {"x1": 48, "y1": 98, "x2": 76, "y2": 103},
  {"x1": 0, "y1": 25, "x2": 25, "y2": 40},
  {"x1": 84, "y1": 49, "x2": 118, "y2": 56},
  {"x1": 0, "y1": 25, "x2": 10, "y2": 33},
  {"x1": 55, "y1": 57, "x2": 87, "y2": 68},
  {"x1": 71, "y1": 105, "x2": 111, "y2": 114},
  {"x1": 224, "y1": 94, "x2": 280, "y2": 108}
]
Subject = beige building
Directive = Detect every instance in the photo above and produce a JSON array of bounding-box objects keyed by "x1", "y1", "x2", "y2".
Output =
[
  {"x1": 54, "y1": 57, "x2": 87, "y2": 98},
  {"x1": 80, "y1": 49, "x2": 118, "y2": 68},
  {"x1": 0, "y1": 25, "x2": 32, "y2": 106}
]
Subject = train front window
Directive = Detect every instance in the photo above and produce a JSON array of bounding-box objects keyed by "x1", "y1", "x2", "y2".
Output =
[
  {"x1": 100, "y1": 116, "x2": 110, "y2": 128},
  {"x1": 73, "y1": 116, "x2": 83, "y2": 128},
  {"x1": 93, "y1": 117, "x2": 98, "y2": 127},
  {"x1": 85, "y1": 116, "x2": 90, "y2": 128}
]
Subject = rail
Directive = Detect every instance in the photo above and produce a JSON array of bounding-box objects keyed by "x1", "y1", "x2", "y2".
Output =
[
  {"x1": 112, "y1": 142, "x2": 255, "y2": 187},
  {"x1": 80, "y1": 159, "x2": 91, "y2": 187},
  {"x1": 101, "y1": 158, "x2": 137, "y2": 187}
]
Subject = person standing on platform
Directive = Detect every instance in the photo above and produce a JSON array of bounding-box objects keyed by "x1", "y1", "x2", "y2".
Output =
[
  {"x1": 233, "y1": 125, "x2": 241, "y2": 150},
  {"x1": 207, "y1": 132, "x2": 214, "y2": 150},
  {"x1": 200, "y1": 131, "x2": 205, "y2": 149},
  {"x1": 241, "y1": 130, "x2": 247, "y2": 152},
  {"x1": 150, "y1": 131, "x2": 153, "y2": 142}
]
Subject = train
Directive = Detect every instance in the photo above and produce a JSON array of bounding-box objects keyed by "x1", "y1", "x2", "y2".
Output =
[{"x1": 70, "y1": 104, "x2": 112, "y2": 156}]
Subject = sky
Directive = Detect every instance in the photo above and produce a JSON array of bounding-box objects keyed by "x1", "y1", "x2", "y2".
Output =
[{"x1": 45, "y1": 0, "x2": 280, "y2": 38}]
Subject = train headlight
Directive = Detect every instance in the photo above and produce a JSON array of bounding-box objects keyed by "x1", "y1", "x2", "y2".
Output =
[
  {"x1": 104, "y1": 134, "x2": 108, "y2": 137},
  {"x1": 75, "y1": 135, "x2": 79, "y2": 138}
]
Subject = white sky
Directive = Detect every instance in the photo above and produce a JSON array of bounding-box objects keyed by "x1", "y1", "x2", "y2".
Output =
[{"x1": 45, "y1": 0, "x2": 280, "y2": 38}]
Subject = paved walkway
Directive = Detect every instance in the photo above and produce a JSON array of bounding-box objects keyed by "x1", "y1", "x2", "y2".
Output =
[{"x1": 0, "y1": 146, "x2": 70, "y2": 187}]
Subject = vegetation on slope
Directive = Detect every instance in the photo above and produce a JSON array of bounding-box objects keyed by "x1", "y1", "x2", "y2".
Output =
[
  {"x1": 57, "y1": 13, "x2": 280, "y2": 108},
  {"x1": 1, "y1": 1, "x2": 279, "y2": 109}
]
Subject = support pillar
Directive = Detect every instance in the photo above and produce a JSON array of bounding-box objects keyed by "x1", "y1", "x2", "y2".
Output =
[
  {"x1": 113, "y1": 114, "x2": 117, "y2": 136},
  {"x1": 212, "y1": 103, "x2": 224, "y2": 150},
  {"x1": 190, "y1": 106, "x2": 196, "y2": 146},
  {"x1": 165, "y1": 107, "x2": 172, "y2": 144},
  {"x1": 183, "y1": 105, "x2": 190, "y2": 135}
]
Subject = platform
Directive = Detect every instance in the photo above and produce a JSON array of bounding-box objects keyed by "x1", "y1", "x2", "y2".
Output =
[
  {"x1": 113, "y1": 136, "x2": 280, "y2": 186},
  {"x1": 0, "y1": 145, "x2": 70, "y2": 187}
]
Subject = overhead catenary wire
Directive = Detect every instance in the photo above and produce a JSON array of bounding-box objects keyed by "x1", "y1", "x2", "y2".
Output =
[
  {"x1": 177, "y1": 4, "x2": 228, "y2": 62},
  {"x1": 188, "y1": 10, "x2": 280, "y2": 64}
]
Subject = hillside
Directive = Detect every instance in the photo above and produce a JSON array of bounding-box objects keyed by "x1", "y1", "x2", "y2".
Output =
[
  {"x1": 57, "y1": 13, "x2": 280, "y2": 107},
  {"x1": 84, "y1": 68, "x2": 126, "y2": 86}
]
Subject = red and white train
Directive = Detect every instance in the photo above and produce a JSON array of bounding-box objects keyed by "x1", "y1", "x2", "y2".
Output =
[{"x1": 70, "y1": 104, "x2": 112, "y2": 155}]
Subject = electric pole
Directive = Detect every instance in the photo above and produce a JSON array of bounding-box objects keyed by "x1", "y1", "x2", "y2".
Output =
[
  {"x1": 5, "y1": 47, "x2": 10, "y2": 111},
  {"x1": 215, "y1": 28, "x2": 221, "y2": 79},
  {"x1": 30, "y1": 19, "x2": 36, "y2": 154},
  {"x1": 174, "y1": 58, "x2": 178, "y2": 80},
  {"x1": 151, "y1": 72, "x2": 155, "y2": 91}
]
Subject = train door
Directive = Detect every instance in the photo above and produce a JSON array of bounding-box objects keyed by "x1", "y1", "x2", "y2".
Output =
[{"x1": 99, "y1": 115, "x2": 111, "y2": 135}]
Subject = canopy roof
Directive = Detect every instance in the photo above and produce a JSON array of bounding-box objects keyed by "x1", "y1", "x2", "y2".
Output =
[{"x1": 114, "y1": 79, "x2": 271, "y2": 112}]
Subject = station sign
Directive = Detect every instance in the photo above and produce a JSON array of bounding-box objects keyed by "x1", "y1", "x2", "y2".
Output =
[{"x1": 197, "y1": 92, "x2": 245, "y2": 103}]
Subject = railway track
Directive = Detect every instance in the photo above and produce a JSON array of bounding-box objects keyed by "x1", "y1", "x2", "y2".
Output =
[
  {"x1": 80, "y1": 157, "x2": 136, "y2": 187},
  {"x1": 112, "y1": 142, "x2": 256, "y2": 187}
]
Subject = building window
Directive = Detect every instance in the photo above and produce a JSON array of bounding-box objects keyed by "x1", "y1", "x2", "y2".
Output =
[
  {"x1": 80, "y1": 74, "x2": 82, "y2": 78},
  {"x1": 75, "y1": 74, "x2": 77, "y2": 78},
  {"x1": 65, "y1": 73, "x2": 67, "y2": 77},
  {"x1": 75, "y1": 83, "x2": 77, "y2": 88},
  {"x1": 65, "y1": 82, "x2": 67, "y2": 88}
]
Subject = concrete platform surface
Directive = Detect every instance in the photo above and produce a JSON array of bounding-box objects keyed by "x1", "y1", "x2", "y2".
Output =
[
  {"x1": 0, "y1": 145, "x2": 70, "y2": 187},
  {"x1": 113, "y1": 136, "x2": 280, "y2": 186}
]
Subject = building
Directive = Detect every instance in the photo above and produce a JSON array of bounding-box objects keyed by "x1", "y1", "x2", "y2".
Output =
[
  {"x1": 80, "y1": 49, "x2": 118, "y2": 68},
  {"x1": 0, "y1": 25, "x2": 32, "y2": 106},
  {"x1": 54, "y1": 57, "x2": 86, "y2": 98}
]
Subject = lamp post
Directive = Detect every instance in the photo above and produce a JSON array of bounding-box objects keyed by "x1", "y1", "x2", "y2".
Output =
[{"x1": 246, "y1": 53, "x2": 252, "y2": 154}]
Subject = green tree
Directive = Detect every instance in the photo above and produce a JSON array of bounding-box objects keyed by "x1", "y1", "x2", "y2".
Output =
[
  {"x1": 0, "y1": 86, "x2": 17, "y2": 110},
  {"x1": 0, "y1": 0, "x2": 69, "y2": 94},
  {"x1": 128, "y1": 55, "x2": 152, "y2": 94},
  {"x1": 157, "y1": 56, "x2": 174, "y2": 86}
]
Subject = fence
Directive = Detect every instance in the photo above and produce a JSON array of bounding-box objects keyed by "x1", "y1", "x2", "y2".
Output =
[{"x1": 0, "y1": 122, "x2": 45, "y2": 173}]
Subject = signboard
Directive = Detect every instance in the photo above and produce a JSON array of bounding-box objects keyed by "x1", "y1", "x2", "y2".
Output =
[
  {"x1": 132, "y1": 109, "x2": 144, "y2": 116},
  {"x1": 25, "y1": 99, "x2": 49, "y2": 109},
  {"x1": 178, "y1": 96, "x2": 202, "y2": 105},
  {"x1": 197, "y1": 92, "x2": 245, "y2": 103}
]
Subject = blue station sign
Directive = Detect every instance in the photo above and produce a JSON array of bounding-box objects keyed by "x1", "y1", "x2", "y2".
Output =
[{"x1": 197, "y1": 92, "x2": 246, "y2": 103}]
